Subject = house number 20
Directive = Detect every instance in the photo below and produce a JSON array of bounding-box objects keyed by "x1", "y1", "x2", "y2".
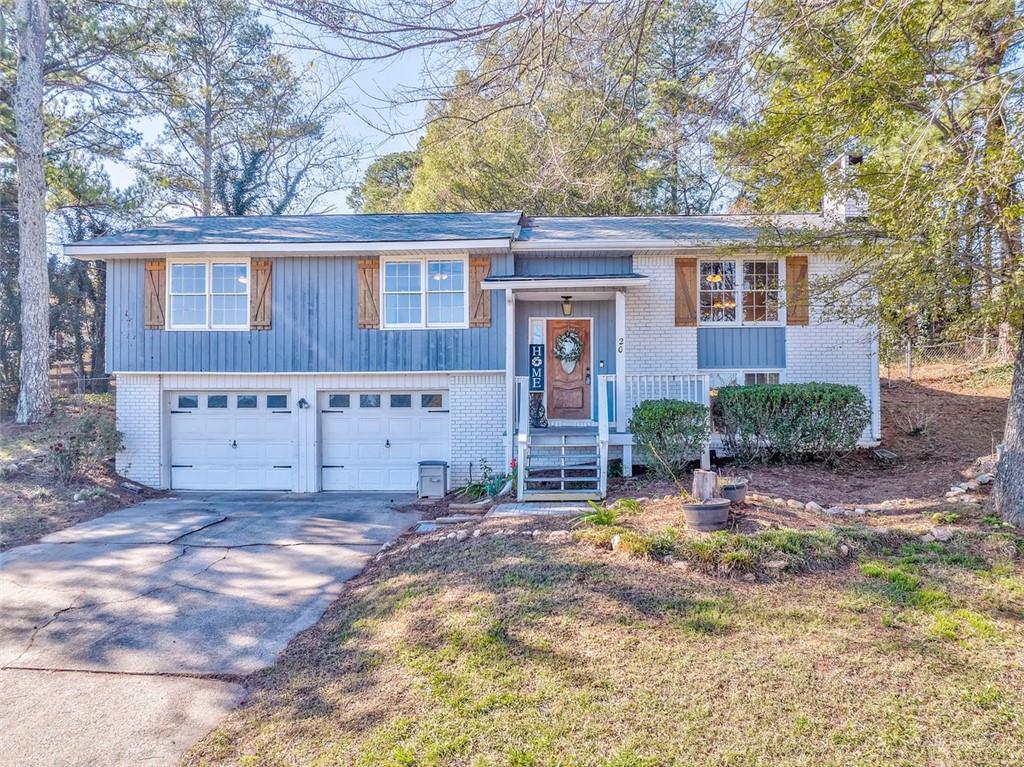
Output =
[{"x1": 617, "y1": 337, "x2": 624, "y2": 354}]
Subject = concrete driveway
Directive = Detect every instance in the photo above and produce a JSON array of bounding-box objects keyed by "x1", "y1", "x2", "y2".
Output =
[{"x1": 0, "y1": 492, "x2": 417, "y2": 767}]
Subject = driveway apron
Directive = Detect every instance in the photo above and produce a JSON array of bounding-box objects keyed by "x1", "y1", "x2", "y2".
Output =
[{"x1": 0, "y1": 492, "x2": 417, "y2": 767}]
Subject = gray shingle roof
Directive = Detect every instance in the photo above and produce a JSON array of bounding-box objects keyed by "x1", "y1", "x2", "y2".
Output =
[
  {"x1": 66, "y1": 210, "x2": 829, "y2": 252},
  {"x1": 516, "y1": 214, "x2": 824, "y2": 243},
  {"x1": 69, "y1": 211, "x2": 523, "y2": 248}
]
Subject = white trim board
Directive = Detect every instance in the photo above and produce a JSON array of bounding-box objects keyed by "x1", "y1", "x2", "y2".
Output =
[
  {"x1": 482, "y1": 276, "x2": 649, "y2": 291},
  {"x1": 112, "y1": 369, "x2": 504, "y2": 377},
  {"x1": 66, "y1": 239, "x2": 512, "y2": 259}
]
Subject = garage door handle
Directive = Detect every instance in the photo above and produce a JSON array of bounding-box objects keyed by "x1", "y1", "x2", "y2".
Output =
[
  {"x1": 230, "y1": 440, "x2": 237, "y2": 448},
  {"x1": 322, "y1": 465, "x2": 344, "y2": 469},
  {"x1": 385, "y1": 439, "x2": 390, "y2": 448}
]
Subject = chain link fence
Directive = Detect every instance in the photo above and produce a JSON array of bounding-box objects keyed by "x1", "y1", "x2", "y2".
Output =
[
  {"x1": 1, "y1": 375, "x2": 115, "y2": 418},
  {"x1": 881, "y1": 335, "x2": 1015, "y2": 383}
]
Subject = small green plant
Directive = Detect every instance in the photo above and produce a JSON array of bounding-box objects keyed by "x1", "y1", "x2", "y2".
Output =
[
  {"x1": 628, "y1": 399, "x2": 710, "y2": 478},
  {"x1": 931, "y1": 511, "x2": 961, "y2": 525},
  {"x1": 981, "y1": 514, "x2": 1007, "y2": 528},
  {"x1": 715, "y1": 470, "x2": 748, "y2": 489},
  {"x1": 576, "y1": 499, "x2": 621, "y2": 527},
  {"x1": 613, "y1": 498, "x2": 644, "y2": 515},
  {"x1": 458, "y1": 458, "x2": 510, "y2": 500}
]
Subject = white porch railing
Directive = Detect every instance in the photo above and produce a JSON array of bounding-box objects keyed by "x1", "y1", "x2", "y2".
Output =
[
  {"x1": 622, "y1": 373, "x2": 712, "y2": 470},
  {"x1": 597, "y1": 374, "x2": 614, "y2": 496},
  {"x1": 515, "y1": 375, "x2": 529, "y2": 501},
  {"x1": 623, "y1": 373, "x2": 710, "y2": 416}
]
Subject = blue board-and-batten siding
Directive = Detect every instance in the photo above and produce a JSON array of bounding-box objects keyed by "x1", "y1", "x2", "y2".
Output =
[
  {"x1": 106, "y1": 257, "x2": 507, "y2": 373},
  {"x1": 697, "y1": 327, "x2": 786, "y2": 369},
  {"x1": 513, "y1": 301, "x2": 616, "y2": 377},
  {"x1": 514, "y1": 252, "x2": 633, "y2": 276}
]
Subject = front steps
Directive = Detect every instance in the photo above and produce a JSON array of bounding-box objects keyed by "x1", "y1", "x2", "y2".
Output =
[{"x1": 520, "y1": 429, "x2": 602, "y2": 501}]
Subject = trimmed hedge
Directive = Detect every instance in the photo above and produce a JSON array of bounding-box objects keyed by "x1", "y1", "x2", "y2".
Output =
[
  {"x1": 713, "y1": 382, "x2": 870, "y2": 464},
  {"x1": 627, "y1": 399, "x2": 710, "y2": 477}
]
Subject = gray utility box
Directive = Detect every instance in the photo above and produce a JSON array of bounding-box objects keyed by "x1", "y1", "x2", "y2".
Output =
[{"x1": 417, "y1": 460, "x2": 449, "y2": 498}]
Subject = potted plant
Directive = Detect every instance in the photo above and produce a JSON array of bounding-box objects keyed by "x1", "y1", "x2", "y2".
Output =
[
  {"x1": 680, "y1": 489, "x2": 732, "y2": 532},
  {"x1": 716, "y1": 471, "x2": 750, "y2": 504},
  {"x1": 681, "y1": 469, "x2": 731, "y2": 531}
]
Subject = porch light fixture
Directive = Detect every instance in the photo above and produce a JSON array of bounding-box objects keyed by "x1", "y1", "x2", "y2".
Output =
[{"x1": 560, "y1": 296, "x2": 573, "y2": 316}]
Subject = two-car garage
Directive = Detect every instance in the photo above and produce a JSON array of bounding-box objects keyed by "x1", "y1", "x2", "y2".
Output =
[{"x1": 167, "y1": 388, "x2": 451, "y2": 492}]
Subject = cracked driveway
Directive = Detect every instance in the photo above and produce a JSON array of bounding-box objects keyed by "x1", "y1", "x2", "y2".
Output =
[{"x1": 0, "y1": 492, "x2": 417, "y2": 767}]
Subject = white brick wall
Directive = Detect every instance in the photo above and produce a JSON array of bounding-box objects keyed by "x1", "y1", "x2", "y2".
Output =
[
  {"x1": 625, "y1": 254, "x2": 697, "y2": 372},
  {"x1": 786, "y1": 255, "x2": 880, "y2": 441},
  {"x1": 114, "y1": 373, "x2": 162, "y2": 487},
  {"x1": 625, "y1": 252, "x2": 880, "y2": 441},
  {"x1": 448, "y1": 373, "x2": 507, "y2": 486}
]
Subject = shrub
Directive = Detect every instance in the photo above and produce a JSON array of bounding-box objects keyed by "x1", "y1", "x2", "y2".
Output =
[
  {"x1": 577, "y1": 500, "x2": 621, "y2": 527},
  {"x1": 714, "y1": 382, "x2": 870, "y2": 464},
  {"x1": 46, "y1": 404, "x2": 123, "y2": 484},
  {"x1": 627, "y1": 399, "x2": 710, "y2": 477}
]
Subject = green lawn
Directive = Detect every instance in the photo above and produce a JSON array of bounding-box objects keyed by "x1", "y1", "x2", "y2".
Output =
[{"x1": 184, "y1": 517, "x2": 1024, "y2": 767}]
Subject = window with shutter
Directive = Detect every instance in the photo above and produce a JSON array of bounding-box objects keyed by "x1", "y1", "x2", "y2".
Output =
[
  {"x1": 249, "y1": 259, "x2": 272, "y2": 329},
  {"x1": 674, "y1": 258, "x2": 698, "y2": 326},
  {"x1": 144, "y1": 260, "x2": 166, "y2": 329},
  {"x1": 786, "y1": 255, "x2": 809, "y2": 325}
]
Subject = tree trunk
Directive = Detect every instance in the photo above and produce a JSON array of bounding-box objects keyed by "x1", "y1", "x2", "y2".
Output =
[
  {"x1": 994, "y1": 331, "x2": 1024, "y2": 527},
  {"x1": 14, "y1": 0, "x2": 51, "y2": 424},
  {"x1": 692, "y1": 469, "x2": 717, "y2": 502}
]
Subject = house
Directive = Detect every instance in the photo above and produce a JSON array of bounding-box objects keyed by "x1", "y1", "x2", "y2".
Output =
[{"x1": 66, "y1": 205, "x2": 881, "y2": 501}]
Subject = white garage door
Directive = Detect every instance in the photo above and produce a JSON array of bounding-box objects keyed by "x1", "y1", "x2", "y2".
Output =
[
  {"x1": 320, "y1": 390, "x2": 450, "y2": 492},
  {"x1": 169, "y1": 391, "x2": 298, "y2": 491}
]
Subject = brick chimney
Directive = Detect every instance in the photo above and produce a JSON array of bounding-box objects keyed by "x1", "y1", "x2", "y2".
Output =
[{"x1": 823, "y1": 153, "x2": 867, "y2": 222}]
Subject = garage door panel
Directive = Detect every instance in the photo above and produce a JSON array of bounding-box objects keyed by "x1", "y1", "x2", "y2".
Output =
[
  {"x1": 320, "y1": 390, "x2": 450, "y2": 492},
  {"x1": 169, "y1": 391, "x2": 297, "y2": 491}
]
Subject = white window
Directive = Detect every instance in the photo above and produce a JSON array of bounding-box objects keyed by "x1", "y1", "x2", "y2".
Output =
[
  {"x1": 699, "y1": 259, "x2": 782, "y2": 325},
  {"x1": 382, "y1": 257, "x2": 467, "y2": 328},
  {"x1": 741, "y1": 261, "x2": 780, "y2": 322},
  {"x1": 168, "y1": 260, "x2": 249, "y2": 330},
  {"x1": 743, "y1": 372, "x2": 781, "y2": 385},
  {"x1": 709, "y1": 370, "x2": 782, "y2": 393},
  {"x1": 699, "y1": 261, "x2": 737, "y2": 323}
]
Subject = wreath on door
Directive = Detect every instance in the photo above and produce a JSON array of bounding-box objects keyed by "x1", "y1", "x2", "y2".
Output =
[{"x1": 554, "y1": 328, "x2": 584, "y2": 373}]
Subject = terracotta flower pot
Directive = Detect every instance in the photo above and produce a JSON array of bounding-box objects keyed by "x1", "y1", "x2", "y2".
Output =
[
  {"x1": 681, "y1": 498, "x2": 732, "y2": 532},
  {"x1": 719, "y1": 479, "x2": 748, "y2": 505}
]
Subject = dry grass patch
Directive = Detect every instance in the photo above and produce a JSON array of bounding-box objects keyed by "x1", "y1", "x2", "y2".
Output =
[
  {"x1": 184, "y1": 521, "x2": 1024, "y2": 767},
  {"x1": 0, "y1": 395, "x2": 155, "y2": 550}
]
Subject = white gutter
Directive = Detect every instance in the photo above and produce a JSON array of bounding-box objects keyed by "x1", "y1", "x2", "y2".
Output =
[
  {"x1": 511, "y1": 239, "x2": 755, "y2": 252},
  {"x1": 65, "y1": 238, "x2": 513, "y2": 259},
  {"x1": 481, "y1": 275, "x2": 650, "y2": 290}
]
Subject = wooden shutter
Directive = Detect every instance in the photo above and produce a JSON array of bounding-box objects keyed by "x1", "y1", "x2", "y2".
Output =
[
  {"x1": 786, "y1": 255, "x2": 809, "y2": 325},
  {"x1": 469, "y1": 255, "x2": 492, "y2": 327},
  {"x1": 249, "y1": 259, "x2": 272, "y2": 329},
  {"x1": 674, "y1": 258, "x2": 698, "y2": 327},
  {"x1": 143, "y1": 260, "x2": 166, "y2": 329},
  {"x1": 357, "y1": 257, "x2": 380, "y2": 328}
]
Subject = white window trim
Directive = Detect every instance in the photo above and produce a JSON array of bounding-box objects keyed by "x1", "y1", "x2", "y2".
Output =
[
  {"x1": 709, "y1": 369, "x2": 786, "y2": 390},
  {"x1": 166, "y1": 257, "x2": 251, "y2": 331},
  {"x1": 697, "y1": 257, "x2": 786, "y2": 328},
  {"x1": 379, "y1": 254, "x2": 470, "y2": 330}
]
